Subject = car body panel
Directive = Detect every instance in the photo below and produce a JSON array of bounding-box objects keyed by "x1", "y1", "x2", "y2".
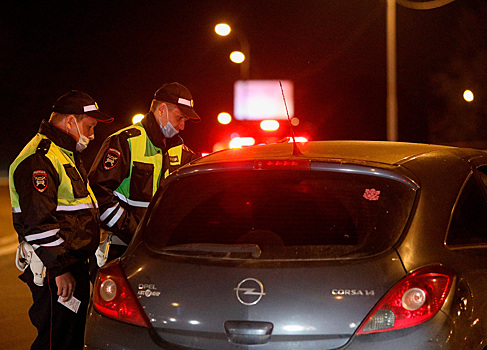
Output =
[
  {"x1": 83, "y1": 306, "x2": 456, "y2": 350},
  {"x1": 85, "y1": 141, "x2": 487, "y2": 350},
  {"x1": 121, "y1": 243, "x2": 405, "y2": 348}
]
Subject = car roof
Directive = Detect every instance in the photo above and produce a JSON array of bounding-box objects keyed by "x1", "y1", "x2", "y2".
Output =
[{"x1": 194, "y1": 141, "x2": 486, "y2": 167}]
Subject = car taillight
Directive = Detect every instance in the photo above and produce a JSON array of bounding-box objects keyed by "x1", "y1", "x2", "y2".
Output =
[
  {"x1": 92, "y1": 259, "x2": 150, "y2": 328},
  {"x1": 357, "y1": 266, "x2": 453, "y2": 335}
]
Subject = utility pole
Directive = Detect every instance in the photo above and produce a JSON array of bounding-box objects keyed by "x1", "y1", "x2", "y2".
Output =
[{"x1": 386, "y1": 0, "x2": 398, "y2": 141}]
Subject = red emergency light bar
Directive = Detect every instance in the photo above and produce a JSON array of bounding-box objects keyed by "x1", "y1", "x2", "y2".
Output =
[{"x1": 253, "y1": 159, "x2": 310, "y2": 170}]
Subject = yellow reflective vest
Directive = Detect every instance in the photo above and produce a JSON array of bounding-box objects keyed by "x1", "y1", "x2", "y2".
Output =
[
  {"x1": 88, "y1": 112, "x2": 199, "y2": 244},
  {"x1": 9, "y1": 120, "x2": 100, "y2": 274}
]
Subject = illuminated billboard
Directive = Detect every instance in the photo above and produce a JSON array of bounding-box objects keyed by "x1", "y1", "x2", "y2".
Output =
[{"x1": 234, "y1": 80, "x2": 294, "y2": 120}]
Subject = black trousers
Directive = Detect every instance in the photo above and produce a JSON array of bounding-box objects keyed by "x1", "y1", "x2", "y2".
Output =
[{"x1": 20, "y1": 261, "x2": 90, "y2": 350}]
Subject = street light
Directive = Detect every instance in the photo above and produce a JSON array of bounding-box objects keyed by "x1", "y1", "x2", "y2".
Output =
[
  {"x1": 215, "y1": 23, "x2": 231, "y2": 36},
  {"x1": 463, "y1": 90, "x2": 474, "y2": 102},
  {"x1": 217, "y1": 112, "x2": 232, "y2": 125},
  {"x1": 214, "y1": 23, "x2": 250, "y2": 80},
  {"x1": 230, "y1": 51, "x2": 245, "y2": 64},
  {"x1": 132, "y1": 114, "x2": 144, "y2": 124}
]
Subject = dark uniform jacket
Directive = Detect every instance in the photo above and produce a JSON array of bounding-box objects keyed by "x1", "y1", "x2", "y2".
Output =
[
  {"x1": 88, "y1": 111, "x2": 199, "y2": 244},
  {"x1": 9, "y1": 120, "x2": 100, "y2": 277}
]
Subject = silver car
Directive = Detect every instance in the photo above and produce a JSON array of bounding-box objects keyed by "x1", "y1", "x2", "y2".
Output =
[{"x1": 84, "y1": 141, "x2": 487, "y2": 350}]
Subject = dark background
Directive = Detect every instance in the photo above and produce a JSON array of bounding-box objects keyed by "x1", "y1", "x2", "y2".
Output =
[{"x1": 1, "y1": 0, "x2": 486, "y2": 171}]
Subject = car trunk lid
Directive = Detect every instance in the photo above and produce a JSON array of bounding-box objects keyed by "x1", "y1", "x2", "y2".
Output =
[{"x1": 123, "y1": 245, "x2": 405, "y2": 349}]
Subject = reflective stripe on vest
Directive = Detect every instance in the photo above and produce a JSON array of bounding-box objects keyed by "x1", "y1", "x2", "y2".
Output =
[
  {"x1": 24, "y1": 228, "x2": 60, "y2": 242},
  {"x1": 113, "y1": 190, "x2": 150, "y2": 208}
]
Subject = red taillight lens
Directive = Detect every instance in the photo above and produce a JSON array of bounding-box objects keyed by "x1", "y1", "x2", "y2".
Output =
[
  {"x1": 357, "y1": 266, "x2": 453, "y2": 334},
  {"x1": 92, "y1": 259, "x2": 150, "y2": 328}
]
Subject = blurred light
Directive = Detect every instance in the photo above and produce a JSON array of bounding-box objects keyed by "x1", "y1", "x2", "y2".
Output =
[
  {"x1": 213, "y1": 141, "x2": 228, "y2": 152},
  {"x1": 229, "y1": 137, "x2": 255, "y2": 149},
  {"x1": 463, "y1": 90, "x2": 474, "y2": 102},
  {"x1": 215, "y1": 23, "x2": 231, "y2": 36},
  {"x1": 230, "y1": 51, "x2": 245, "y2": 64},
  {"x1": 132, "y1": 114, "x2": 145, "y2": 124},
  {"x1": 260, "y1": 120, "x2": 280, "y2": 131},
  {"x1": 171, "y1": 303, "x2": 180, "y2": 307},
  {"x1": 201, "y1": 152, "x2": 210, "y2": 157},
  {"x1": 189, "y1": 320, "x2": 200, "y2": 325},
  {"x1": 291, "y1": 117, "x2": 300, "y2": 126},
  {"x1": 217, "y1": 112, "x2": 232, "y2": 125},
  {"x1": 288, "y1": 136, "x2": 308, "y2": 143},
  {"x1": 234, "y1": 80, "x2": 294, "y2": 120}
]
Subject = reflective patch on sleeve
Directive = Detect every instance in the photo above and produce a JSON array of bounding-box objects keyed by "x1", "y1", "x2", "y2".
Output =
[
  {"x1": 103, "y1": 148, "x2": 121, "y2": 170},
  {"x1": 32, "y1": 170, "x2": 48, "y2": 193}
]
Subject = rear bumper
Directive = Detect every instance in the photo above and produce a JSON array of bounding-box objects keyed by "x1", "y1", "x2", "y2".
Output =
[
  {"x1": 343, "y1": 311, "x2": 458, "y2": 350},
  {"x1": 85, "y1": 306, "x2": 461, "y2": 350},
  {"x1": 84, "y1": 305, "x2": 158, "y2": 350}
]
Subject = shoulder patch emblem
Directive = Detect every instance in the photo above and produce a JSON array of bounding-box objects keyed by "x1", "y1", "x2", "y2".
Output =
[
  {"x1": 103, "y1": 148, "x2": 121, "y2": 170},
  {"x1": 32, "y1": 170, "x2": 48, "y2": 193},
  {"x1": 169, "y1": 155, "x2": 179, "y2": 164}
]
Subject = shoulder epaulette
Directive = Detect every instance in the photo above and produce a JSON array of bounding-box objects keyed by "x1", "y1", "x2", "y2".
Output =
[
  {"x1": 36, "y1": 138, "x2": 52, "y2": 155},
  {"x1": 121, "y1": 128, "x2": 142, "y2": 139}
]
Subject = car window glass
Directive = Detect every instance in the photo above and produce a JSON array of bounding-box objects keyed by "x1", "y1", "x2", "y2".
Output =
[
  {"x1": 446, "y1": 166, "x2": 487, "y2": 247},
  {"x1": 144, "y1": 170, "x2": 417, "y2": 260}
]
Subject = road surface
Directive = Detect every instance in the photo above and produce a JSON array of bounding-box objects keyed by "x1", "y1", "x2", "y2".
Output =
[{"x1": 0, "y1": 181, "x2": 37, "y2": 349}]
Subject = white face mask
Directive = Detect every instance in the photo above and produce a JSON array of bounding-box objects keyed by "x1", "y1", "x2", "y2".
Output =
[
  {"x1": 74, "y1": 119, "x2": 90, "y2": 152},
  {"x1": 159, "y1": 104, "x2": 179, "y2": 138}
]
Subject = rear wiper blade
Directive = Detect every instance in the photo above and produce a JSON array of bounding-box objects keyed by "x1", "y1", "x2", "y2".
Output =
[{"x1": 162, "y1": 243, "x2": 262, "y2": 258}]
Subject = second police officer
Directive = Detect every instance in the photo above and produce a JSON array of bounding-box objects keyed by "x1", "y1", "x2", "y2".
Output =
[{"x1": 88, "y1": 82, "x2": 201, "y2": 264}]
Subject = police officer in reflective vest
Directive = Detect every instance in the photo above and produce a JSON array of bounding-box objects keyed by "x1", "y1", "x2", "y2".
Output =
[
  {"x1": 9, "y1": 90, "x2": 113, "y2": 350},
  {"x1": 88, "y1": 82, "x2": 200, "y2": 263}
]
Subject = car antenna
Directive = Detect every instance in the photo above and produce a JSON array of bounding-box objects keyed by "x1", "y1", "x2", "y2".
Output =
[{"x1": 279, "y1": 80, "x2": 302, "y2": 156}]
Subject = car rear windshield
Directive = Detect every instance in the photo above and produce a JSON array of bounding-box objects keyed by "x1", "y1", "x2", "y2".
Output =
[{"x1": 144, "y1": 169, "x2": 416, "y2": 260}]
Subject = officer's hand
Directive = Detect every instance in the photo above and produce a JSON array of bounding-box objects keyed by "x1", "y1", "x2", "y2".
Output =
[{"x1": 55, "y1": 272, "x2": 76, "y2": 302}]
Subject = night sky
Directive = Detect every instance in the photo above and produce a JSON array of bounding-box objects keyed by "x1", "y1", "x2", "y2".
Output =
[{"x1": 1, "y1": 0, "x2": 486, "y2": 171}]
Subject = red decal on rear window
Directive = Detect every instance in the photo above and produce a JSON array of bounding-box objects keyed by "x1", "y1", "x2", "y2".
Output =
[{"x1": 363, "y1": 188, "x2": 380, "y2": 201}]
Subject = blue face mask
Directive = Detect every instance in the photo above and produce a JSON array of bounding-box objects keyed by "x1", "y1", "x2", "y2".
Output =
[
  {"x1": 159, "y1": 105, "x2": 179, "y2": 138},
  {"x1": 74, "y1": 119, "x2": 90, "y2": 152},
  {"x1": 66, "y1": 118, "x2": 90, "y2": 152}
]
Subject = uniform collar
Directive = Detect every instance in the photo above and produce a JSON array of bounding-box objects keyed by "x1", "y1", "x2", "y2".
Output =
[{"x1": 38, "y1": 119, "x2": 77, "y2": 153}]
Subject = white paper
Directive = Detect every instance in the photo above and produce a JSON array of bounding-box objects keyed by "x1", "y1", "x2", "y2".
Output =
[{"x1": 57, "y1": 295, "x2": 81, "y2": 314}]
